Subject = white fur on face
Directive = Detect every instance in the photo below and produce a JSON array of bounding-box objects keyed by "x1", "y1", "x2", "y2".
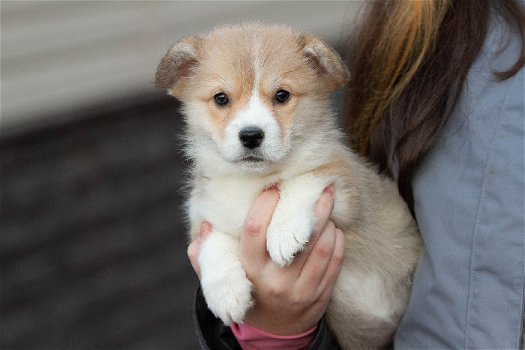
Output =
[{"x1": 218, "y1": 89, "x2": 290, "y2": 170}]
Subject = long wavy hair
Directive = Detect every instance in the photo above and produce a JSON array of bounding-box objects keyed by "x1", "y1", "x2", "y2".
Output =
[{"x1": 344, "y1": 0, "x2": 525, "y2": 214}]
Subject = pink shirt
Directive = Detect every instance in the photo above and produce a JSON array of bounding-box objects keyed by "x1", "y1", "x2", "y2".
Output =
[{"x1": 231, "y1": 323, "x2": 317, "y2": 350}]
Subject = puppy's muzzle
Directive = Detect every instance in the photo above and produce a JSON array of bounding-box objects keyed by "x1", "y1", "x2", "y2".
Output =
[{"x1": 239, "y1": 127, "x2": 264, "y2": 149}]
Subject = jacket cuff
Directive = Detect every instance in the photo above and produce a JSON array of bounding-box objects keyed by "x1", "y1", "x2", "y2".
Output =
[
  {"x1": 309, "y1": 317, "x2": 341, "y2": 350},
  {"x1": 193, "y1": 286, "x2": 340, "y2": 350},
  {"x1": 193, "y1": 287, "x2": 241, "y2": 350}
]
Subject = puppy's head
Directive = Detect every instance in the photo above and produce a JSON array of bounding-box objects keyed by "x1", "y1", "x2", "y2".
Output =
[{"x1": 156, "y1": 23, "x2": 349, "y2": 174}]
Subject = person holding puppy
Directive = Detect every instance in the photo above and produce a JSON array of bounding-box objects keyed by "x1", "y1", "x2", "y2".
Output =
[{"x1": 188, "y1": 0, "x2": 525, "y2": 348}]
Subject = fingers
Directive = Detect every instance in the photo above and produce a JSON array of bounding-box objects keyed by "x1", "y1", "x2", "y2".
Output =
[
  {"x1": 317, "y1": 228, "x2": 345, "y2": 296},
  {"x1": 187, "y1": 222, "x2": 213, "y2": 279},
  {"x1": 240, "y1": 188, "x2": 280, "y2": 273},
  {"x1": 296, "y1": 220, "x2": 338, "y2": 289},
  {"x1": 289, "y1": 186, "x2": 335, "y2": 270},
  {"x1": 313, "y1": 186, "x2": 335, "y2": 235}
]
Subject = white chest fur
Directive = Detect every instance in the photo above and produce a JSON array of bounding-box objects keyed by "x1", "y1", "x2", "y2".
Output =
[
  {"x1": 189, "y1": 174, "x2": 278, "y2": 239},
  {"x1": 189, "y1": 169, "x2": 331, "y2": 325}
]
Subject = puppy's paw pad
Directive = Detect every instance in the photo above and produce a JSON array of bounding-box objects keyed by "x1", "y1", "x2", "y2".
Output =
[{"x1": 202, "y1": 274, "x2": 253, "y2": 325}]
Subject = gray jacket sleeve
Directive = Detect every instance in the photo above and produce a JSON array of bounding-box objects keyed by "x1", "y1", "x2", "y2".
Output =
[{"x1": 394, "y1": 12, "x2": 525, "y2": 350}]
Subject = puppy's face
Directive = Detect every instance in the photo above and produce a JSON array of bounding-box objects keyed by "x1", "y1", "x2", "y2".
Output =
[{"x1": 156, "y1": 24, "x2": 349, "y2": 174}]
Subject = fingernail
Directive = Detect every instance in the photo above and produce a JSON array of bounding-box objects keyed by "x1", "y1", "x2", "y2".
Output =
[
  {"x1": 324, "y1": 185, "x2": 334, "y2": 195},
  {"x1": 200, "y1": 222, "x2": 212, "y2": 238}
]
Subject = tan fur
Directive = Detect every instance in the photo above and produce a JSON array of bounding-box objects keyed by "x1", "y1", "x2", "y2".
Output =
[
  {"x1": 156, "y1": 23, "x2": 423, "y2": 349},
  {"x1": 157, "y1": 24, "x2": 330, "y2": 141}
]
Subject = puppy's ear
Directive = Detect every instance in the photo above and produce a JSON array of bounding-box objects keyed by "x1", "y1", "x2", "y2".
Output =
[
  {"x1": 155, "y1": 36, "x2": 203, "y2": 98},
  {"x1": 298, "y1": 34, "x2": 350, "y2": 91}
]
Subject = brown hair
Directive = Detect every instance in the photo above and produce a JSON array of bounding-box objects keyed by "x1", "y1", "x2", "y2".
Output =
[{"x1": 344, "y1": 0, "x2": 525, "y2": 214}]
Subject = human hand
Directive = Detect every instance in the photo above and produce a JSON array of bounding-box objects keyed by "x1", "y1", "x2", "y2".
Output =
[
  {"x1": 187, "y1": 187, "x2": 345, "y2": 336},
  {"x1": 239, "y1": 187, "x2": 344, "y2": 335},
  {"x1": 187, "y1": 221, "x2": 213, "y2": 279}
]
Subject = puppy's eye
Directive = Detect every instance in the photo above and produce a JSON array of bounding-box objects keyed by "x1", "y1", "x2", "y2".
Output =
[
  {"x1": 214, "y1": 93, "x2": 229, "y2": 107},
  {"x1": 274, "y1": 90, "x2": 290, "y2": 104}
]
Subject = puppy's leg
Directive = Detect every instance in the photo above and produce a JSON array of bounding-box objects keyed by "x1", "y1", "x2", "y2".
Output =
[
  {"x1": 267, "y1": 174, "x2": 330, "y2": 267},
  {"x1": 199, "y1": 230, "x2": 253, "y2": 325}
]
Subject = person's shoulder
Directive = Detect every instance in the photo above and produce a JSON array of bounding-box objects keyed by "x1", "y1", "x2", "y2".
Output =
[{"x1": 482, "y1": 7, "x2": 524, "y2": 73}]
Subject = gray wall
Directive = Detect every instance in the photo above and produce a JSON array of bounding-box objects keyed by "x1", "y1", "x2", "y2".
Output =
[{"x1": 1, "y1": 1, "x2": 363, "y2": 132}]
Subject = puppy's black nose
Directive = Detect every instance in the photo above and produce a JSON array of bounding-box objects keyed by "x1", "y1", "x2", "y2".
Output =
[{"x1": 239, "y1": 127, "x2": 264, "y2": 149}]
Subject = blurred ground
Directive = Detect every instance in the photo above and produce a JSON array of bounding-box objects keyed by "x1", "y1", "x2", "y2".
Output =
[{"x1": 0, "y1": 94, "x2": 200, "y2": 349}]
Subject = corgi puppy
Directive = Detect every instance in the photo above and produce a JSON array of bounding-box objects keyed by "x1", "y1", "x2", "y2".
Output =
[{"x1": 156, "y1": 23, "x2": 422, "y2": 349}]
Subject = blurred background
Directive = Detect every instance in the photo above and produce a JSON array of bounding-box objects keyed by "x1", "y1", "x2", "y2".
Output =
[{"x1": 1, "y1": 1, "x2": 361, "y2": 348}]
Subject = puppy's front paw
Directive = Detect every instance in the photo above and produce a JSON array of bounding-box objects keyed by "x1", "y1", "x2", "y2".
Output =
[
  {"x1": 266, "y1": 213, "x2": 313, "y2": 267},
  {"x1": 201, "y1": 269, "x2": 253, "y2": 325}
]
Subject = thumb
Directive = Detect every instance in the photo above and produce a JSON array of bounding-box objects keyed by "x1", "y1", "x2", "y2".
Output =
[
  {"x1": 187, "y1": 222, "x2": 213, "y2": 278},
  {"x1": 240, "y1": 188, "x2": 280, "y2": 274}
]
